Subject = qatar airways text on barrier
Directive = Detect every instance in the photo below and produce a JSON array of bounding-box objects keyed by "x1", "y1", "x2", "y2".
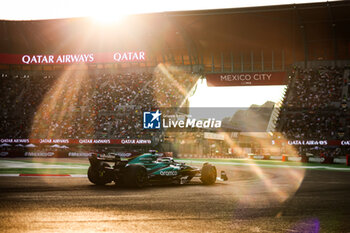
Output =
[{"x1": 0, "y1": 51, "x2": 146, "y2": 64}]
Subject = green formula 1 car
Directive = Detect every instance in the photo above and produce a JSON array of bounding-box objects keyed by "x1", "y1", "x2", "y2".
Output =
[{"x1": 87, "y1": 152, "x2": 228, "y2": 188}]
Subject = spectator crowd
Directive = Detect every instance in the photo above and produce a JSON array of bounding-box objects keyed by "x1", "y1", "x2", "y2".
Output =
[
  {"x1": 277, "y1": 66, "x2": 346, "y2": 140},
  {"x1": 276, "y1": 66, "x2": 350, "y2": 157},
  {"x1": 0, "y1": 68, "x2": 198, "y2": 141}
]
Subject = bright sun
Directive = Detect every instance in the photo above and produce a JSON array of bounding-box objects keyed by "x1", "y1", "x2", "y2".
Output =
[
  {"x1": 91, "y1": 7, "x2": 127, "y2": 24},
  {"x1": 92, "y1": 13, "x2": 126, "y2": 24}
]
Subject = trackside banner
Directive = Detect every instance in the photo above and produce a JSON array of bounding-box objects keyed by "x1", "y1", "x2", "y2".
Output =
[
  {"x1": 273, "y1": 140, "x2": 350, "y2": 146},
  {"x1": 0, "y1": 51, "x2": 146, "y2": 65},
  {"x1": 0, "y1": 151, "x2": 173, "y2": 158},
  {"x1": 206, "y1": 72, "x2": 287, "y2": 86},
  {"x1": 0, "y1": 139, "x2": 151, "y2": 145}
]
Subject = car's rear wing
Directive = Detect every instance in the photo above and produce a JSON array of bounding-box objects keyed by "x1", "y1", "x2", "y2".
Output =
[{"x1": 89, "y1": 153, "x2": 135, "y2": 163}]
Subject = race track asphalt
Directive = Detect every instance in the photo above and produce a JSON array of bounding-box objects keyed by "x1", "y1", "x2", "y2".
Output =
[{"x1": 0, "y1": 163, "x2": 350, "y2": 232}]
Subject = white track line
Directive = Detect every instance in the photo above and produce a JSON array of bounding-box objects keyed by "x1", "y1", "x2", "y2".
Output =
[
  {"x1": 70, "y1": 174, "x2": 87, "y2": 178},
  {"x1": 178, "y1": 160, "x2": 350, "y2": 171}
]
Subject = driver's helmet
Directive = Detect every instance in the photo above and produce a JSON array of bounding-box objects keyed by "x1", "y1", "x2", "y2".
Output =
[{"x1": 149, "y1": 150, "x2": 158, "y2": 155}]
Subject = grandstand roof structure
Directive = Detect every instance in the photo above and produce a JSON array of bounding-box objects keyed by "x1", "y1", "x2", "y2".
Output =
[{"x1": 0, "y1": 1, "x2": 350, "y2": 71}]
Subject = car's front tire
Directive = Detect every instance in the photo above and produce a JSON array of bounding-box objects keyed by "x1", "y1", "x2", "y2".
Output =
[
  {"x1": 200, "y1": 163, "x2": 217, "y2": 185},
  {"x1": 123, "y1": 164, "x2": 148, "y2": 188}
]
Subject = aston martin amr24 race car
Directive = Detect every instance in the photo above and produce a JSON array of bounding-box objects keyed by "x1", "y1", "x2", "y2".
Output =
[{"x1": 87, "y1": 152, "x2": 228, "y2": 188}]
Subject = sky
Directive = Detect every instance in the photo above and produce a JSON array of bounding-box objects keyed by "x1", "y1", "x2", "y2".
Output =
[
  {"x1": 1, "y1": 0, "x2": 334, "y2": 21},
  {"x1": 188, "y1": 79, "x2": 286, "y2": 120}
]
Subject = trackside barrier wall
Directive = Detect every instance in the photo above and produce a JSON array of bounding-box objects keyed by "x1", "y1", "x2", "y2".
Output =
[
  {"x1": 0, "y1": 151, "x2": 173, "y2": 158},
  {"x1": 249, "y1": 155, "x2": 342, "y2": 164}
]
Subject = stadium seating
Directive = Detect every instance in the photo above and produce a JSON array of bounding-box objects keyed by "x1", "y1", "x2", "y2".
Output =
[
  {"x1": 0, "y1": 70, "x2": 198, "y2": 141},
  {"x1": 276, "y1": 66, "x2": 350, "y2": 156}
]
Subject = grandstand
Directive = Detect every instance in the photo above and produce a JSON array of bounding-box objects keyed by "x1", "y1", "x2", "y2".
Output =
[
  {"x1": 274, "y1": 65, "x2": 350, "y2": 160},
  {"x1": 1, "y1": 1, "x2": 350, "y2": 161}
]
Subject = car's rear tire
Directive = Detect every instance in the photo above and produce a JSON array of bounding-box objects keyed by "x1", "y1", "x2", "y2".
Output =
[
  {"x1": 200, "y1": 163, "x2": 217, "y2": 185},
  {"x1": 87, "y1": 163, "x2": 111, "y2": 185},
  {"x1": 124, "y1": 164, "x2": 148, "y2": 188}
]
